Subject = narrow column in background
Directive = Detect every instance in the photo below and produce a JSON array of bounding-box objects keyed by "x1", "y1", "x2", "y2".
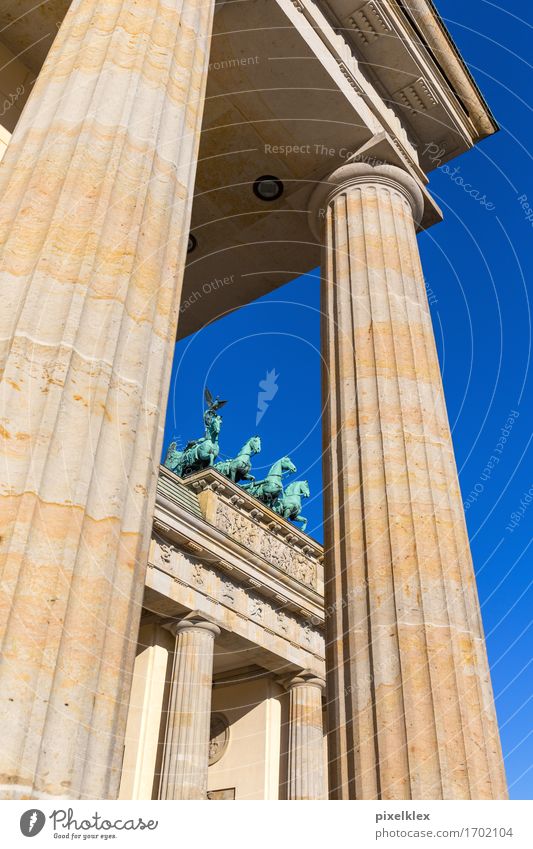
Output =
[
  {"x1": 312, "y1": 160, "x2": 508, "y2": 800},
  {"x1": 287, "y1": 671, "x2": 326, "y2": 800},
  {"x1": 0, "y1": 0, "x2": 215, "y2": 799},
  {"x1": 159, "y1": 618, "x2": 220, "y2": 800}
]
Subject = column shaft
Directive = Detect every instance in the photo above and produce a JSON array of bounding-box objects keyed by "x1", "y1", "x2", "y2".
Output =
[
  {"x1": 0, "y1": 0, "x2": 215, "y2": 799},
  {"x1": 159, "y1": 620, "x2": 219, "y2": 800},
  {"x1": 318, "y1": 163, "x2": 507, "y2": 800},
  {"x1": 287, "y1": 674, "x2": 326, "y2": 800}
]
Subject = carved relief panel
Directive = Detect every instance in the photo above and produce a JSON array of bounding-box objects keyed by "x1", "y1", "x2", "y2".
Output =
[{"x1": 214, "y1": 501, "x2": 317, "y2": 590}]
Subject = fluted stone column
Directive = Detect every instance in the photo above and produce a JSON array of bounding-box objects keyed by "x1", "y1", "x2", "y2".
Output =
[
  {"x1": 313, "y1": 161, "x2": 507, "y2": 800},
  {"x1": 286, "y1": 671, "x2": 326, "y2": 800},
  {"x1": 0, "y1": 0, "x2": 215, "y2": 800},
  {"x1": 159, "y1": 618, "x2": 220, "y2": 800}
]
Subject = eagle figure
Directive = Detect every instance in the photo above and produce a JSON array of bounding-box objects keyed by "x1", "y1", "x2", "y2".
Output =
[{"x1": 204, "y1": 386, "x2": 228, "y2": 413}]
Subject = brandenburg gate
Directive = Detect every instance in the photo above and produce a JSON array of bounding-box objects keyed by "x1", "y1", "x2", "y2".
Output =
[{"x1": 0, "y1": 0, "x2": 507, "y2": 800}]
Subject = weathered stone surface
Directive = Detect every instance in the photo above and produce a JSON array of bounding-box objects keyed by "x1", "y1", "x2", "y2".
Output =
[
  {"x1": 0, "y1": 0, "x2": 215, "y2": 800},
  {"x1": 315, "y1": 161, "x2": 507, "y2": 800}
]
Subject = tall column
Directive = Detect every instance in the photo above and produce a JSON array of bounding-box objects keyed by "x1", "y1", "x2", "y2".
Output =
[
  {"x1": 0, "y1": 0, "x2": 215, "y2": 799},
  {"x1": 286, "y1": 671, "x2": 326, "y2": 800},
  {"x1": 313, "y1": 161, "x2": 507, "y2": 800},
  {"x1": 159, "y1": 618, "x2": 220, "y2": 800}
]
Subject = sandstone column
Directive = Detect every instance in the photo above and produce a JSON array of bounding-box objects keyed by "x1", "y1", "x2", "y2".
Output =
[
  {"x1": 286, "y1": 671, "x2": 326, "y2": 800},
  {"x1": 0, "y1": 0, "x2": 215, "y2": 800},
  {"x1": 313, "y1": 161, "x2": 507, "y2": 800},
  {"x1": 159, "y1": 618, "x2": 220, "y2": 800}
]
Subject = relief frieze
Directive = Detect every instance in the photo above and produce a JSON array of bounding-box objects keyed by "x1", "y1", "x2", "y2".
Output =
[
  {"x1": 150, "y1": 538, "x2": 323, "y2": 656},
  {"x1": 214, "y1": 500, "x2": 317, "y2": 590}
]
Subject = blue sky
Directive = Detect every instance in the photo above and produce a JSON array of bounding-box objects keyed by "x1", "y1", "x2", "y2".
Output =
[{"x1": 164, "y1": 1, "x2": 532, "y2": 798}]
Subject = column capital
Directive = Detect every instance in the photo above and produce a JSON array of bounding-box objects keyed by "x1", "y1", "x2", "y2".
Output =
[
  {"x1": 284, "y1": 669, "x2": 326, "y2": 692},
  {"x1": 163, "y1": 613, "x2": 221, "y2": 639},
  {"x1": 308, "y1": 159, "x2": 425, "y2": 239}
]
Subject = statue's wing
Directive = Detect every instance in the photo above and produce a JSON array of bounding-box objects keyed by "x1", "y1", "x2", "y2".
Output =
[
  {"x1": 204, "y1": 386, "x2": 214, "y2": 407},
  {"x1": 213, "y1": 398, "x2": 228, "y2": 411}
]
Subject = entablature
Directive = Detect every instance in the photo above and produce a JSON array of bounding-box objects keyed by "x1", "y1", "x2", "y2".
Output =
[
  {"x1": 155, "y1": 467, "x2": 323, "y2": 603},
  {"x1": 321, "y1": 0, "x2": 498, "y2": 167},
  {"x1": 145, "y1": 467, "x2": 325, "y2": 674}
]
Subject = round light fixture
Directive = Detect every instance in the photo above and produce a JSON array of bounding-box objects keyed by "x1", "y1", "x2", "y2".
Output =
[
  {"x1": 187, "y1": 233, "x2": 197, "y2": 253},
  {"x1": 253, "y1": 175, "x2": 284, "y2": 202}
]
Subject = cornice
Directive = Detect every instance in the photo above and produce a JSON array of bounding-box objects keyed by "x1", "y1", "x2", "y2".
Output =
[
  {"x1": 287, "y1": 0, "x2": 421, "y2": 172},
  {"x1": 319, "y1": 0, "x2": 497, "y2": 162},
  {"x1": 394, "y1": 0, "x2": 498, "y2": 139}
]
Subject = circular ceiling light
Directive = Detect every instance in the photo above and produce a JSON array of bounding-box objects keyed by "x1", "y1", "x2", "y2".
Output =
[
  {"x1": 187, "y1": 234, "x2": 197, "y2": 253},
  {"x1": 253, "y1": 175, "x2": 284, "y2": 202}
]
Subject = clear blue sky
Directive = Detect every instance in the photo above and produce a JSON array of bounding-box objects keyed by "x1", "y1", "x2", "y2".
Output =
[{"x1": 164, "y1": 1, "x2": 532, "y2": 799}]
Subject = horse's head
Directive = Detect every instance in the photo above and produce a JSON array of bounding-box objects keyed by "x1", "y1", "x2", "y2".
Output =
[
  {"x1": 281, "y1": 456, "x2": 297, "y2": 474},
  {"x1": 286, "y1": 479, "x2": 310, "y2": 498},
  {"x1": 250, "y1": 435, "x2": 261, "y2": 454}
]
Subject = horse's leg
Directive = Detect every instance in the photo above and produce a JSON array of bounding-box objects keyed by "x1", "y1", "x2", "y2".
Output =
[{"x1": 295, "y1": 514, "x2": 307, "y2": 532}]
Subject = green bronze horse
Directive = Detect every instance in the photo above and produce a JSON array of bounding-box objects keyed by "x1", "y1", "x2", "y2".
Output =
[
  {"x1": 164, "y1": 411, "x2": 222, "y2": 477},
  {"x1": 244, "y1": 456, "x2": 296, "y2": 506},
  {"x1": 215, "y1": 435, "x2": 261, "y2": 483},
  {"x1": 273, "y1": 479, "x2": 310, "y2": 531}
]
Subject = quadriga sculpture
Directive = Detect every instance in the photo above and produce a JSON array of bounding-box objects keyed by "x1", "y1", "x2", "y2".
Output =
[{"x1": 162, "y1": 387, "x2": 311, "y2": 534}]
